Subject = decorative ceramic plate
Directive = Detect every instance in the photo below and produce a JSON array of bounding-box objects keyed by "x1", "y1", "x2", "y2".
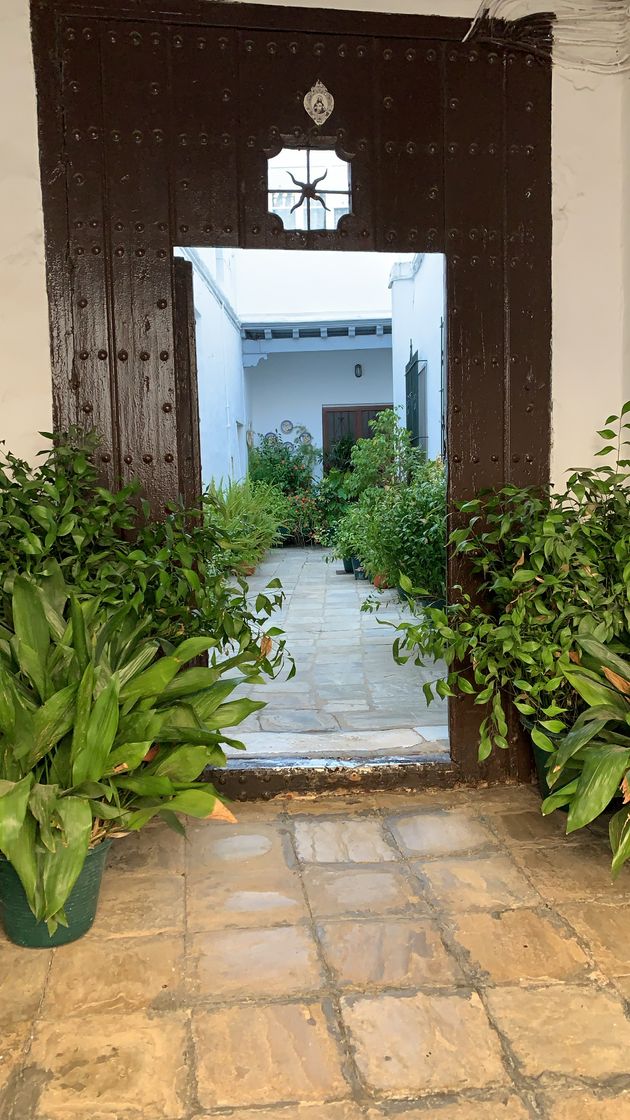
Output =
[
  {"x1": 298, "y1": 430, "x2": 313, "y2": 445},
  {"x1": 280, "y1": 419, "x2": 294, "y2": 434},
  {"x1": 264, "y1": 431, "x2": 279, "y2": 443},
  {"x1": 283, "y1": 441, "x2": 294, "y2": 449}
]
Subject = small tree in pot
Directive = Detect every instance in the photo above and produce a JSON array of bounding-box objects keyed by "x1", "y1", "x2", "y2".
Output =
[{"x1": 0, "y1": 567, "x2": 263, "y2": 947}]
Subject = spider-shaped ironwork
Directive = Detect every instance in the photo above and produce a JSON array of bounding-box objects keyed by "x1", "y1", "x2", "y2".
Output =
[{"x1": 286, "y1": 169, "x2": 330, "y2": 215}]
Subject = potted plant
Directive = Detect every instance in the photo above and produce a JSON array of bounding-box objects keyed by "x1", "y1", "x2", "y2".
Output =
[
  {"x1": 540, "y1": 633, "x2": 629, "y2": 873},
  {"x1": 0, "y1": 567, "x2": 263, "y2": 947},
  {"x1": 331, "y1": 504, "x2": 364, "y2": 576},
  {"x1": 387, "y1": 405, "x2": 630, "y2": 766}
]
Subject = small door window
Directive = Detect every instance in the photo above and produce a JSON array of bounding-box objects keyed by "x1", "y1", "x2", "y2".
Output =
[{"x1": 268, "y1": 148, "x2": 352, "y2": 231}]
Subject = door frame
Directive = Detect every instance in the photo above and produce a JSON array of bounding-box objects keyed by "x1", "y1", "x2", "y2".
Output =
[{"x1": 30, "y1": 0, "x2": 552, "y2": 793}]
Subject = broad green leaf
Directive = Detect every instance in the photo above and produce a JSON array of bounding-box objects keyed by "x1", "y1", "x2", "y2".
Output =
[
  {"x1": 152, "y1": 744, "x2": 225, "y2": 781},
  {"x1": 541, "y1": 778, "x2": 579, "y2": 815},
  {"x1": 71, "y1": 663, "x2": 94, "y2": 773},
  {"x1": 549, "y1": 718, "x2": 608, "y2": 776},
  {"x1": 69, "y1": 595, "x2": 89, "y2": 674},
  {"x1": 154, "y1": 725, "x2": 224, "y2": 746},
  {"x1": 531, "y1": 728, "x2": 555, "y2": 753},
  {"x1": 0, "y1": 663, "x2": 17, "y2": 735},
  {"x1": 478, "y1": 736, "x2": 492, "y2": 762},
  {"x1": 160, "y1": 668, "x2": 222, "y2": 702},
  {"x1": 28, "y1": 783, "x2": 60, "y2": 852},
  {"x1": 0, "y1": 775, "x2": 37, "y2": 907},
  {"x1": 12, "y1": 576, "x2": 50, "y2": 697},
  {"x1": 456, "y1": 676, "x2": 475, "y2": 695},
  {"x1": 24, "y1": 684, "x2": 78, "y2": 767},
  {"x1": 512, "y1": 569, "x2": 536, "y2": 583},
  {"x1": 188, "y1": 679, "x2": 240, "y2": 721},
  {"x1": 609, "y1": 807, "x2": 630, "y2": 877},
  {"x1": 115, "y1": 775, "x2": 175, "y2": 796},
  {"x1": 563, "y1": 666, "x2": 625, "y2": 710},
  {"x1": 159, "y1": 809, "x2": 187, "y2": 836},
  {"x1": 116, "y1": 642, "x2": 159, "y2": 688},
  {"x1": 0, "y1": 774, "x2": 34, "y2": 853},
  {"x1": 38, "y1": 559, "x2": 68, "y2": 622},
  {"x1": 106, "y1": 741, "x2": 154, "y2": 772},
  {"x1": 172, "y1": 636, "x2": 218, "y2": 664},
  {"x1": 72, "y1": 676, "x2": 119, "y2": 785},
  {"x1": 119, "y1": 657, "x2": 181, "y2": 704},
  {"x1": 202, "y1": 698, "x2": 266, "y2": 731},
  {"x1": 39, "y1": 796, "x2": 92, "y2": 924},
  {"x1": 14, "y1": 639, "x2": 48, "y2": 704},
  {"x1": 122, "y1": 786, "x2": 230, "y2": 831},
  {"x1": 577, "y1": 635, "x2": 630, "y2": 682},
  {"x1": 567, "y1": 746, "x2": 630, "y2": 833}
]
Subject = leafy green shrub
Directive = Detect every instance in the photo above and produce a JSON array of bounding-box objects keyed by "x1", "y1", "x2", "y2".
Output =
[
  {"x1": 203, "y1": 478, "x2": 284, "y2": 572},
  {"x1": 540, "y1": 634, "x2": 630, "y2": 875},
  {"x1": 248, "y1": 429, "x2": 321, "y2": 495},
  {"x1": 324, "y1": 434, "x2": 355, "y2": 474},
  {"x1": 0, "y1": 569, "x2": 258, "y2": 932},
  {"x1": 0, "y1": 433, "x2": 289, "y2": 676},
  {"x1": 347, "y1": 409, "x2": 422, "y2": 497},
  {"x1": 0, "y1": 434, "x2": 137, "y2": 582},
  {"x1": 358, "y1": 461, "x2": 446, "y2": 597},
  {"x1": 283, "y1": 491, "x2": 321, "y2": 547},
  {"x1": 312, "y1": 469, "x2": 351, "y2": 546},
  {"x1": 391, "y1": 406, "x2": 630, "y2": 761},
  {"x1": 331, "y1": 503, "x2": 365, "y2": 561}
]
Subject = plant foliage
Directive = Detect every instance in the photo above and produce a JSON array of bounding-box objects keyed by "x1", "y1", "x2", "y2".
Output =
[
  {"x1": 540, "y1": 634, "x2": 630, "y2": 876},
  {"x1": 0, "y1": 569, "x2": 264, "y2": 931},
  {"x1": 248, "y1": 428, "x2": 321, "y2": 495},
  {"x1": 390, "y1": 406, "x2": 630, "y2": 761},
  {"x1": 0, "y1": 433, "x2": 290, "y2": 674}
]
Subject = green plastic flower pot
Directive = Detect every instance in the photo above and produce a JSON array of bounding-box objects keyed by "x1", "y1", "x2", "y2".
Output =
[
  {"x1": 0, "y1": 841, "x2": 111, "y2": 949},
  {"x1": 352, "y1": 557, "x2": 367, "y2": 580}
]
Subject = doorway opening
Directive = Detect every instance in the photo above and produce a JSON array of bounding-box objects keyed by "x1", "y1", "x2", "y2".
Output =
[{"x1": 174, "y1": 245, "x2": 449, "y2": 766}]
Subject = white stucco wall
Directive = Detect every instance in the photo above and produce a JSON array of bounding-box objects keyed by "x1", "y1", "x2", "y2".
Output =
[
  {"x1": 0, "y1": 0, "x2": 51, "y2": 462},
  {"x1": 247, "y1": 346, "x2": 393, "y2": 461},
  {"x1": 2, "y1": 0, "x2": 629, "y2": 483},
  {"x1": 177, "y1": 248, "x2": 249, "y2": 485},
  {"x1": 390, "y1": 255, "x2": 445, "y2": 460},
  {"x1": 233, "y1": 249, "x2": 405, "y2": 320}
]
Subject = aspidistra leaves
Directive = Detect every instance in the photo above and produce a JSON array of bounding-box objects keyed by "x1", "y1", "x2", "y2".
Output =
[{"x1": 72, "y1": 676, "x2": 119, "y2": 785}]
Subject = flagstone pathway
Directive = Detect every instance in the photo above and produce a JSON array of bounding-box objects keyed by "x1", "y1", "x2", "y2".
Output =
[{"x1": 231, "y1": 548, "x2": 449, "y2": 760}]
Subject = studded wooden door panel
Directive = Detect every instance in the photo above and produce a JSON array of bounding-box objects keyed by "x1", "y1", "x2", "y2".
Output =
[
  {"x1": 173, "y1": 256, "x2": 202, "y2": 510},
  {"x1": 31, "y1": 1, "x2": 551, "y2": 785}
]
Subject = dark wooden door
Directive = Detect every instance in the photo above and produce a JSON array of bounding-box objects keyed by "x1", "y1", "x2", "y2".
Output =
[
  {"x1": 405, "y1": 353, "x2": 428, "y2": 455},
  {"x1": 31, "y1": 0, "x2": 552, "y2": 786},
  {"x1": 173, "y1": 257, "x2": 202, "y2": 509},
  {"x1": 322, "y1": 403, "x2": 392, "y2": 468}
]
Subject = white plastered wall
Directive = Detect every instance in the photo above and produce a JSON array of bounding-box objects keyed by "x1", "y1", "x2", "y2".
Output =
[
  {"x1": 0, "y1": 0, "x2": 51, "y2": 462},
  {"x1": 1, "y1": 0, "x2": 628, "y2": 482}
]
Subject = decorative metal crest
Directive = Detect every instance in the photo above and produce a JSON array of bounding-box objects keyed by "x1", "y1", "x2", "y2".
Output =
[{"x1": 304, "y1": 80, "x2": 334, "y2": 127}]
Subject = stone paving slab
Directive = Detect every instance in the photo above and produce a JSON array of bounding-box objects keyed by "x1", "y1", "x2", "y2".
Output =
[
  {"x1": 237, "y1": 547, "x2": 448, "y2": 759},
  {"x1": 4, "y1": 786, "x2": 630, "y2": 1120},
  {"x1": 340, "y1": 990, "x2": 507, "y2": 1096},
  {"x1": 228, "y1": 729, "x2": 442, "y2": 758}
]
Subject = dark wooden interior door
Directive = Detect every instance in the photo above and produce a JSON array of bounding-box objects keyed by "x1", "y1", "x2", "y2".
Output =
[{"x1": 323, "y1": 404, "x2": 392, "y2": 467}]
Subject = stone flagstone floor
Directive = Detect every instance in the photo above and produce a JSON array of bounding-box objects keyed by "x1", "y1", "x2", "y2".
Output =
[
  {"x1": 2, "y1": 784, "x2": 630, "y2": 1118},
  {"x1": 230, "y1": 548, "x2": 449, "y2": 760}
]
